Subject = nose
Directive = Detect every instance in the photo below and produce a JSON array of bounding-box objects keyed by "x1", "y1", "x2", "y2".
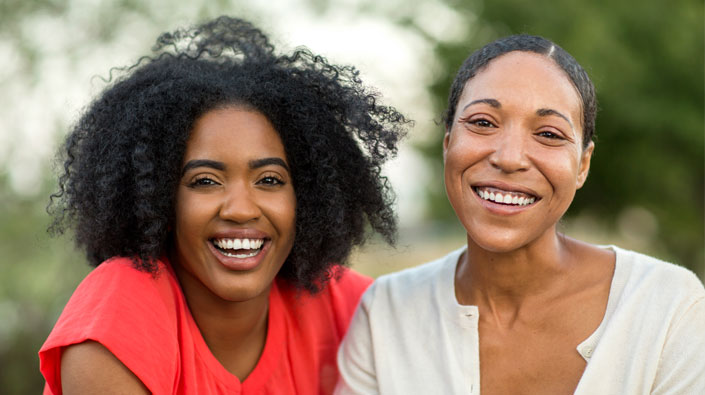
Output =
[
  {"x1": 219, "y1": 183, "x2": 261, "y2": 223},
  {"x1": 488, "y1": 128, "x2": 530, "y2": 173}
]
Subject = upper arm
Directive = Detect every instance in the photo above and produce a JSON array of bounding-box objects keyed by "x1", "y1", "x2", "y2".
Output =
[
  {"x1": 651, "y1": 297, "x2": 705, "y2": 394},
  {"x1": 335, "y1": 287, "x2": 379, "y2": 395},
  {"x1": 60, "y1": 341, "x2": 149, "y2": 395},
  {"x1": 39, "y1": 260, "x2": 180, "y2": 394}
]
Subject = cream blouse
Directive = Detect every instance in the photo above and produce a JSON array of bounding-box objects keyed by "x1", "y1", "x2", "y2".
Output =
[{"x1": 336, "y1": 246, "x2": 705, "y2": 394}]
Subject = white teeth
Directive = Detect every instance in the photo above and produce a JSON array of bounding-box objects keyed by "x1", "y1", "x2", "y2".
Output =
[
  {"x1": 220, "y1": 250, "x2": 259, "y2": 258},
  {"x1": 476, "y1": 187, "x2": 536, "y2": 206},
  {"x1": 213, "y1": 238, "x2": 264, "y2": 252}
]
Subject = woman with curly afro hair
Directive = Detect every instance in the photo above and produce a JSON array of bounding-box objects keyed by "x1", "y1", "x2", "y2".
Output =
[{"x1": 39, "y1": 16, "x2": 408, "y2": 394}]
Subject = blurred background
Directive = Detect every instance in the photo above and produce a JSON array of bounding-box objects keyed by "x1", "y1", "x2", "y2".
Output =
[{"x1": 0, "y1": 0, "x2": 702, "y2": 392}]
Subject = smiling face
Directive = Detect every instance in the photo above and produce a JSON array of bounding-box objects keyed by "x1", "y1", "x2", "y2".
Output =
[
  {"x1": 172, "y1": 107, "x2": 296, "y2": 304},
  {"x1": 444, "y1": 51, "x2": 594, "y2": 253}
]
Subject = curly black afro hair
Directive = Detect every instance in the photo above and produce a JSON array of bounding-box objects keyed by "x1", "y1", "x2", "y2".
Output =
[{"x1": 49, "y1": 16, "x2": 409, "y2": 292}]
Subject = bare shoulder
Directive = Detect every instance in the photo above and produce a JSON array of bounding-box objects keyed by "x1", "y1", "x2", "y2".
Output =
[{"x1": 61, "y1": 341, "x2": 149, "y2": 394}]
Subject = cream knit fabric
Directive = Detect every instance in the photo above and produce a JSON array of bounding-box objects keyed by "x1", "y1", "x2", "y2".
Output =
[{"x1": 336, "y1": 246, "x2": 705, "y2": 395}]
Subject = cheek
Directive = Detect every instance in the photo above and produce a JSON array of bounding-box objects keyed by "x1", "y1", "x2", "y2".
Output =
[
  {"x1": 264, "y1": 190, "x2": 297, "y2": 238},
  {"x1": 273, "y1": 203, "x2": 296, "y2": 234},
  {"x1": 444, "y1": 154, "x2": 473, "y2": 215},
  {"x1": 444, "y1": 135, "x2": 483, "y2": 184},
  {"x1": 173, "y1": 190, "x2": 213, "y2": 238},
  {"x1": 446, "y1": 129, "x2": 489, "y2": 162},
  {"x1": 532, "y1": 154, "x2": 583, "y2": 215},
  {"x1": 444, "y1": 136, "x2": 463, "y2": 173},
  {"x1": 540, "y1": 152, "x2": 583, "y2": 189}
]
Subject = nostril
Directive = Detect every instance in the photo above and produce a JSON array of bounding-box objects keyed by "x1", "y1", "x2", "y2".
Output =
[
  {"x1": 219, "y1": 195, "x2": 262, "y2": 223},
  {"x1": 488, "y1": 146, "x2": 530, "y2": 173}
]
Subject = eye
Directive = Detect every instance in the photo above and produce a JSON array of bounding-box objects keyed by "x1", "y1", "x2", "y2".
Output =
[
  {"x1": 257, "y1": 175, "x2": 285, "y2": 186},
  {"x1": 535, "y1": 129, "x2": 570, "y2": 147},
  {"x1": 188, "y1": 176, "x2": 220, "y2": 188},
  {"x1": 473, "y1": 119, "x2": 495, "y2": 128},
  {"x1": 537, "y1": 130, "x2": 563, "y2": 139},
  {"x1": 463, "y1": 117, "x2": 496, "y2": 128},
  {"x1": 458, "y1": 115, "x2": 497, "y2": 132}
]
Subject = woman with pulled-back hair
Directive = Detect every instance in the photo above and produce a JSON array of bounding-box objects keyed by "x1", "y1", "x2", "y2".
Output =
[
  {"x1": 336, "y1": 34, "x2": 705, "y2": 394},
  {"x1": 39, "y1": 16, "x2": 408, "y2": 394}
]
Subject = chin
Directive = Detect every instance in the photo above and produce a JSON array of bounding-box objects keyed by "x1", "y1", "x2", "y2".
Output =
[
  {"x1": 466, "y1": 229, "x2": 534, "y2": 254},
  {"x1": 212, "y1": 275, "x2": 275, "y2": 303},
  {"x1": 219, "y1": 287, "x2": 268, "y2": 303}
]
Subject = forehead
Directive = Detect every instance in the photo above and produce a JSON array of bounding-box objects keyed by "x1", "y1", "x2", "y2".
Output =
[
  {"x1": 185, "y1": 107, "x2": 286, "y2": 159},
  {"x1": 459, "y1": 51, "x2": 582, "y2": 121}
]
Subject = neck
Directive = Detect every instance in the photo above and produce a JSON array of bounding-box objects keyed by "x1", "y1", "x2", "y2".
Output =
[
  {"x1": 172, "y1": 264, "x2": 271, "y2": 380},
  {"x1": 188, "y1": 285, "x2": 270, "y2": 350},
  {"x1": 456, "y1": 231, "x2": 578, "y2": 315}
]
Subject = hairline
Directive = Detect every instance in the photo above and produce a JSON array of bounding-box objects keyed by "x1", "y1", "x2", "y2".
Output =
[{"x1": 448, "y1": 49, "x2": 589, "y2": 148}]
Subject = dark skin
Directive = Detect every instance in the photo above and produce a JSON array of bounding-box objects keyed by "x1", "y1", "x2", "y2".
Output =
[
  {"x1": 60, "y1": 296, "x2": 268, "y2": 392},
  {"x1": 174, "y1": 270, "x2": 270, "y2": 379},
  {"x1": 61, "y1": 108, "x2": 295, "y2": 391},
  {"x1": 60, "y1": 304, "x2": 268, "y2": 394},
  {"x1": 444, "y1": 52, "x2": 616, "y2": 394},
  {"x1": 52, "y1": 16, "x2": 408, "y2": 393},
  {"x1": 455, "y1": 237, "x2": 614, "y2": 395},
  {"x1": 168, "y1": 108, "x2": 296, "y2": 380},
  {"x1": 61, "y1": 341, "x2": 149, "y2": 394}
]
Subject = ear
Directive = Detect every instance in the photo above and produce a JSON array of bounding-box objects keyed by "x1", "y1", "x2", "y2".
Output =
[
  {"x1": 443, "y1": 128, "x2": 451, "y2": 162},
  {"x1": 576, "y1": 141, "x2": 594, "y2": 189}
]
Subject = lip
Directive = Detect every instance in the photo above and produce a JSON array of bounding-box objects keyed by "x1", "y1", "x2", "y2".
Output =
[
  {"x1": 471, "y1": 181, "x2": 539, "y2": 197},
  {"x1": 211, "y1": 229, "x2": 270, "y2": 240},
  {"x1": 208, "y1": 229, "x2": 271, "y2": 271},
  {"x1": 471, "y1": 181, "x2": 541, "y2": 215}
]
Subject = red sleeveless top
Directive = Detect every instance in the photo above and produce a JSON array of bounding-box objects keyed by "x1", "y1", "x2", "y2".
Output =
[{"x1": 39, "y1": 257, "x2": 371, "y2": 394}]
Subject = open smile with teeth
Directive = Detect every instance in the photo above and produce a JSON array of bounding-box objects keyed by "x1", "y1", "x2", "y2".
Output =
[
  {"x1": 473, "y1": 186, "x2": 538, "y2": 206},
  {"x1": 211, "y1": 238, "x2": 265, "y2": 258}
]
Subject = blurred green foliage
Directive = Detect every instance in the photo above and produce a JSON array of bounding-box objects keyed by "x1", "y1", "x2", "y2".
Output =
[
  {"x1": 0, "y1": 0, "x2": 702, "y2": 393},
  {"x1": 416, "y1": 0, "x2": 704, "y2": 273},
  {"x1": 0, "y1": 175, "x2": 89, "y2": 393}
]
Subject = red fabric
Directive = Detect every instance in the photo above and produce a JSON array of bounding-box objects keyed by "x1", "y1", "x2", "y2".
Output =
[{"x1": 39, "y1": 257, "x2": 371, "y2": 394}]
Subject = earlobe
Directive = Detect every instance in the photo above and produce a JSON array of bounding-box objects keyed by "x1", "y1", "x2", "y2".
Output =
[
  {"x1": 576, "y1": 141, "x2": 594, "y2": 189},
  {"x1": 443, "y1": 130, "x2": 450, "y2": 161}
]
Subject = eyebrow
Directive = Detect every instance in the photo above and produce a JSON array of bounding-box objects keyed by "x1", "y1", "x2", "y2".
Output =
[
  {"x1": 181, "y1": 157, "x2": 291, "y2": 175},
  {"x1": 536, "y1": 108, "x2": 574, "y2": 129},
  {"x1": 462, "y1": 99, "x2": 575, "y2": 130},
  {"x1": 249, "y1": 157, "x2": 290, "y2": 173},
  {"x1": 182, "y1": 157, "x2": 290, "y2": 175},
  {"x1": 181, "y1": 159, "x2": 224, "y2": 175},
  {"x1": 461, "y1": 98, "x2": 501, "y2": 112}
]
